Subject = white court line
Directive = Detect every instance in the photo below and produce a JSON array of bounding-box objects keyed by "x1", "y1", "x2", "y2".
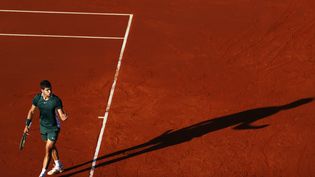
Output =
[
  {"x1": 0, "y1": 33, "x2": 124, "y2": 40},
  {"x1": 89, "y1": 14, "x2": 133, "y2": 177},
  {"x1": 0, "y1": 9, "x2": 131, "y2": 16},
  {"x1": 0, "y1": 9, "x2": 128, "y2": 39}
]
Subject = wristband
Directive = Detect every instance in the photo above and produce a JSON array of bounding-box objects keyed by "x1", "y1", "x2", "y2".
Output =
[{"x1": 26, "y1": 119, "x2": 32, "y2": 126}]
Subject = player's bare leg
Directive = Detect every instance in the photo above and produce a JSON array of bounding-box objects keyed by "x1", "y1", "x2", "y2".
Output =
[
  {"x1": 52, "y1": 147, "x2": 59, "y2": 161},
  {"x1": 39, "y1": 140, "x2": 55, "y2": 177},
  {"x1": 48, "y1": 144, "x2": 64, "y2": 175}
]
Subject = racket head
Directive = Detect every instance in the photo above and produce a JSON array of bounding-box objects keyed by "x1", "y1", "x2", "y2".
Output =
[{"x1": 19, "y1": 133, "x2": 27, "y2": 150}]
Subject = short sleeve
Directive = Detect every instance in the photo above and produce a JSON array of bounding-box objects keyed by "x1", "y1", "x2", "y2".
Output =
[
  {"x1": 32, "y1": 94, "x2": 40, "y2": 106},
  {"x1": 55, "y1": 97, "x2": 63, "y2": 109}
]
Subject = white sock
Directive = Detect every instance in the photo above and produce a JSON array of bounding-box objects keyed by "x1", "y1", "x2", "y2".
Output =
[
  {"x1": 39, "y1": 168, "x2": 46, "y2": 176},
  {"x1": 54, "y1": 160, "x2": 62, "y2": 167}
]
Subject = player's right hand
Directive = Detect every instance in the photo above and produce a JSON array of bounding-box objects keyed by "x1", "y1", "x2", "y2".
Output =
[{"x1": 23, "y1": 126, "x2": 30, "y2": 135}]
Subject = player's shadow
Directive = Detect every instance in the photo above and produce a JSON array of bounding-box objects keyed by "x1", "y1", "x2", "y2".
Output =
[{"x1": 59, "y1": 97, "x2": 313, "y2": 177}]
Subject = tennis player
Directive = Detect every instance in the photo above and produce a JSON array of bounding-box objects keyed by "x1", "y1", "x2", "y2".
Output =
[{"x1": 23, "y1": 80, "x2": 68, "y2": 177}]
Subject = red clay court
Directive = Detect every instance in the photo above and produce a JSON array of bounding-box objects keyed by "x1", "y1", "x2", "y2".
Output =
[{"x1": 0, "y1": 1, "x2": 315, "y2": 177}]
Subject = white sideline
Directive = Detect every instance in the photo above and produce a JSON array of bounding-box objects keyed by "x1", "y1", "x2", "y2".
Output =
[{"x1": 89, "y1": 14, "x2": 133, "y2": 177}]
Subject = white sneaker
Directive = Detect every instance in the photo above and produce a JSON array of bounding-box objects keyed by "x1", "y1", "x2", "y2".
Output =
[
  {"x1": 47, "y1": 165, "x2": 64, "y2": 175},
  {"x1": 39, "y1": 169, "x2": 47, "y2": 177}
]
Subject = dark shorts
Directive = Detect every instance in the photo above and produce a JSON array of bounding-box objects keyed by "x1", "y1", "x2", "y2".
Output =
[{"x1": 41, "y1": 130, "x2": 59, "y2": 142}]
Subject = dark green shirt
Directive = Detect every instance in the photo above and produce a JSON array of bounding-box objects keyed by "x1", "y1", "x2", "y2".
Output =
[{"x1": 32, "y1": 93, "x2": 62, "y2": 133}]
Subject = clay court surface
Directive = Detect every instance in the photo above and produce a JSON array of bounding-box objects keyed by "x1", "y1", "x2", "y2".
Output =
[{"x1": 0, "y1": 1, "x2": 315, "y2": 177}]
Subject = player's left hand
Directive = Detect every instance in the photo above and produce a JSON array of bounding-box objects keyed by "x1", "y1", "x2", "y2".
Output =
[{"x1": 60, "y1": 113, "x2": 68, "y2": 121}]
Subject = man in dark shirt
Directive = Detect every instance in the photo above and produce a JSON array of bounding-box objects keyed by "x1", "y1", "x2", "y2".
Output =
[{"x1": 23, "y1": 80, "x2": 68, "y2": 177}]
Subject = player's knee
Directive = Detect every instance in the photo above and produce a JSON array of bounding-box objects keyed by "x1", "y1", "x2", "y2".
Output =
[
  {"x1": 45, "y1": 142, "x2": 55, "y2": 152},
  {"x1": 47, "y1": 143, "x2": 53, "y2": 148}
]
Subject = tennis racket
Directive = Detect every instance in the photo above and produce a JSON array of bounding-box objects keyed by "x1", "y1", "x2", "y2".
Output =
[
  {"x1": 19, "y1": 123, "x2": 31, "y2": 151},
  {"x1": 19, "y1": 132, "x2": 27, "y2": 150}
]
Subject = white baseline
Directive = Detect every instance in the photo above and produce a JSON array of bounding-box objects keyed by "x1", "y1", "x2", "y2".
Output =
[
  {"x1": 0, "y1": 33, "x2": 123, "y2": 40},
  {"x1": 0, "y1": 9, "x2": 132, "y2": 16}
]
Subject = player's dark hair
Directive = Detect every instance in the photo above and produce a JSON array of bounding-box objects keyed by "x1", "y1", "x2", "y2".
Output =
[{"x1": 40, "y1": 80, "x2": 52, "y2": 89}]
